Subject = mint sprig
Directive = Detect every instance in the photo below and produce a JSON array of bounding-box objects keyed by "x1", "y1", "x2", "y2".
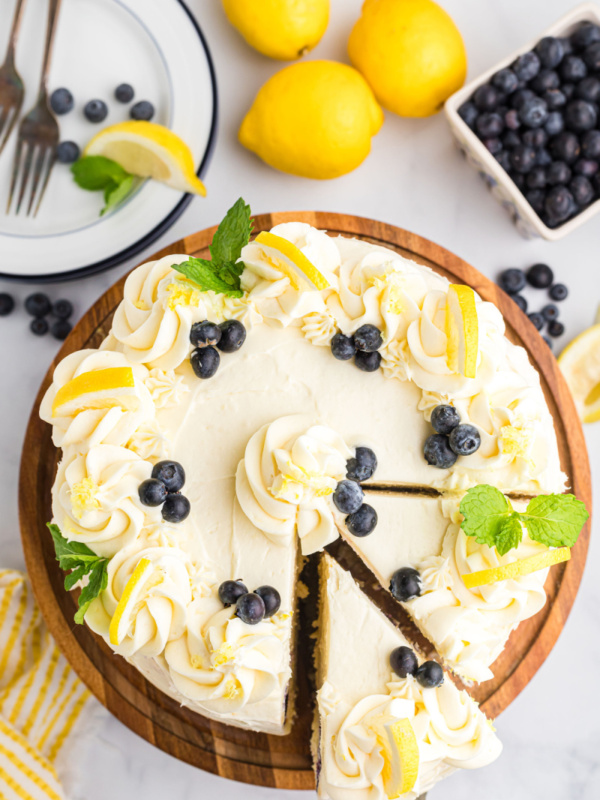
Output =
[
  {"x1": 172, "y1": 197, "x2": 253, "y2": 297},
  {"x1": 71, "y1": 156, "x2": 136, "y2": 217},
  {"x1": 48, "y1": 523, "x2": 109, "y2": 624},
  {"x1": 459, "y1": 485, "x2": 589, "y2": 556}
]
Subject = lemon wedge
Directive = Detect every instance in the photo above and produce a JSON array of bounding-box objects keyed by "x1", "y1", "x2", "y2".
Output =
[
  {"x1": 52, "y1": 367, "x2": 138, "y2": 418},
  {"x1": 558, "y1": 323, "x2": 600, "y2": 423},
  {"x1": 462, "y1": 547, "x2": 571, "y2": 589},
  {"x1": 254, "y1": 231, "x2": 331, "y2": 290},
  {"x1": 84, "y1": 121, "x2": 206, "y2": 195},
  {"x1": 445, "y1": 284, "x2": 479, "y2": 379},
  {"x1": 370, "y1": 715, "x2": 419, "y2": 798},
  {"x1": 109, "y1": 558, "x2": 156, "y2": 646}
]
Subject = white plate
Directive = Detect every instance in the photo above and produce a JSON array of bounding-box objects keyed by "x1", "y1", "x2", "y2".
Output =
[{"x1": 0, "y1": 0, "x2": 217, "y2": 281}]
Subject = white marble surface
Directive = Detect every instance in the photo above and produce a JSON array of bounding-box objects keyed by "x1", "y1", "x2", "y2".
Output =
[{"x1": 1, "y1": 0, "x2": 599, "y2": 797}]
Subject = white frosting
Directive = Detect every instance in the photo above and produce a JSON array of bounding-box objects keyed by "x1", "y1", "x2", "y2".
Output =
[
  {"x1": 236, "y1": 415, "x2": 352, "y2": 554},
  {"x1": 144, "y1": 368, "x2": 190, "y2": 409}
]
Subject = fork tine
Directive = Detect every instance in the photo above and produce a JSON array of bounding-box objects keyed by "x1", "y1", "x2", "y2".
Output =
[
  {"x1": 32, "y1": 148, "x2": 56, "y2": 218},
  {"x1": 6, "y1": 134, "x2": 24, "y2": 213},
  {"x1": 0, "y1": 105, "x2": 20, "y2": 157},
  {"x1": 15, "y1": 141, "x2": 35, "y2": 215},
  {"x1": 27, "y1": 146, "x2": 49, "y2": 216}
]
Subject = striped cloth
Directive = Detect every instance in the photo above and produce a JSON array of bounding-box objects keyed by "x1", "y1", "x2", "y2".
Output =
[{"x1": 0, "y1": 569, "x2": 96, "y2": 800}]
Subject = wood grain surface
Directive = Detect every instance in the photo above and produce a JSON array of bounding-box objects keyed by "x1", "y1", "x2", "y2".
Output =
[{"x1": 19, "y1": 212, "x2": 592, "y2": 790}]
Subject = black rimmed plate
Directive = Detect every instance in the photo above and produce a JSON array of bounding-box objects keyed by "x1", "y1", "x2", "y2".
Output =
[{"x1": 0, "y1": 0, "x2": 217, "y2": 282}]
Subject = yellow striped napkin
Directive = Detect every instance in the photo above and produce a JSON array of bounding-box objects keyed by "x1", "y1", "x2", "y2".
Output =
[{"x1": 0, "y1": 569, "x2": 96, "y2": 800}]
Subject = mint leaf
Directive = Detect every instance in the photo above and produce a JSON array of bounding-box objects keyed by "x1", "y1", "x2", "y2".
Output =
[
  {"x1": 173, "y1": 257, "x2": 243, "y2": 297},
  {"x1": 520, "y1": 494, "x2": 589, "y2": 548},
  {"x1": 495, "y1": 515, "x2": 524, "y2": 556},
  {"x1": 47, "y1": 523, "x2": 109, "y2": 624},
  {"x1": 209, "y1": 197, "x2": 253, "y2": 264},
  {"x1": 460, "y1": 485, "x2": 514, "y2": 548},
  {"x1": 101, "y1": 174, "x2": 135, "y2": 216},
  {"x1": 71, "y1": 156, "x2": 129, "y2": 191}
]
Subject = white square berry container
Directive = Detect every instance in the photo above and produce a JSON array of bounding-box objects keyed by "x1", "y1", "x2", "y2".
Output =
[{"x1": 445, "y1": 2, "x2": 600, "y2": 240}]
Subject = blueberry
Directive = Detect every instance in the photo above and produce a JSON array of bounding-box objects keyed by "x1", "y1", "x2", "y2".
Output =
[
  {"x1": 522, "y1": 128, "x2": 547, "y2": 148},
  {"x1": 219, "y1": 580, "x2": 248, "y2": 606},
  {"x1": 565, "y1": 100, "x2": 597, "y2": 132},
  {"x1": 331, "y1": 332, "x2": 355, "y2": 361},
  {"x1": 510, "y1": 144, "x2": 537, "y2": 173},
  {"x1": 549, "y1": 283, "x2": 568, "y2": 301},
  {"x1": 236, "y1": 592, "x2": 265, "y2": 625},
  {"x1": 390, "y1": 646, "x2": 419, "y2": 679},
  {"x1": 56, "y1": 141, "x2": 80, "y2": 164},
  {"x1": 0, "y1": 293, "x2": 15, "y2": 316},
  {"x1": 503, "y1": 130, "x2": 521, "y2": 148},
  {"x1": 346, "y1": 447, "x2": 377, "y2": 482},
  {"x1": 574, "y1": 158, "x2": 599, "y2": 178},
  {"x1": 561, "y1": 37, "x2": 574, "y2": 57},
  {"x1": 518, "y1": 97, "x2": 548, "y2": 128},
  {"x1": 512, "y1": 51, "x2": 540, "y2": 82},
  {"x1": 473, "y1": 84, "x2": 500, "y2": 111},
  {"x1": 581, "y1": 129, "x2": 600, "y2": 159},
  {"x1": 535, "y1": 37, "x2": 565, "y2": 69},
  {"x1": 576, "y1": 76, "x2": 600, "y2": 103},
  {"x1": 583, "y1": 42, "x2": 600, "y2": 71},
  {"x1": 545, "y1": 186, "x2": 575, "y2": 223},
  {"x1": 138, "y1": 478, "x2": 168, "y2": 506},
  {"x1": 571, "y1": 22, "x2": 600, "y2": 49},
  {"x1": 30, "y1": 318, "x2": 48, "y2": 336},
  {"x1": 594, "y1": 173, "x2": 600, "y2": 195},
  {"x1": 543, "y1": 89, "x2": 566, "y2": 111},
  {"x1": 526, "y1": 167, "x2": 547, "y2": 189},
  {"x1": 561, "y1": 82, "x2": 575, "y2": 100},
  {"x1": 354, "y1": 350, "x2": 381, "y2": 372},
  {"x1": 499, "y1": 268, "x2": 526, "y2": 294},
  {"x1": 152, "y1": 461, "x2": 185, "y2": 492},
  {"x1": 50, "y1": 88, "x2": 74, "y2": 115},
  {"x1": 542, "y1": 303, "x2": 560, "y2": 321},
  {"x1": 390, "y1": 567, "x2": 421, "y2": 602},
  {"x1": 560, "y1": 55, "x2": 587, "y2": 82},
  {"x1": 546, "y1": 161, "x2": 572, "y2": 185},
  {"x1": 511, "y1": 89, "x2": 536, "y2": 110},
  {"x1": 353, "y1": 324, "x2": 383, "y2": 352},
  {"x1": 130, "y1": 100, "x2": 155, "y2": 121},
  {"x1": 483, "y1": 137, "x2": 503, "y2": 155},
  {"x1": 255, "y1": 585, "x2": 281, "y2": 618},
  {"x1": 527, "y1": 263, "x2": 554, "y2": 288},
  {"x1": 543, "y1": 335, "x2": 553, "y2": 348},
  {"x1": 550, "y1": 132, "x2": 580, "y2": 164},
  {"x1": 190, "y1": 320, "x2": 221, "y2": 348},
  {"x1": 496, "y1": 150, "x2": 512, "y2": 171},
  {"x1": 191, "y1": 345, "x2": 220, "y2": 378},
  {"x1": 51, "y1": 320, "x2": 72, "y2": 340},
  {"x1": 345, "y1": 504, "x2": 377, "y2": 537},
  {"x1": 526, "y1": 189, "x2": 546, "y2": 214},
  {"x1": 504, "y1": 109, "x2": 521, "y2": 130},
  {"x1": 528, "y1": 312, "x2": 545, "y2": 330},
  {"x1": 458, "y1": 101, "x2": 478, "y2": 129},
  {"x1": 217, "y1": 319, "x2": 246, "y2": 352},
  {"x1": 492, "y1": 68, "x2": 519, "y2": 94},
  {"x1": 510, "y1": 293, "x2": 528, "y2": 313},
  {"x1": 115, "y1": 83, "x2": 134, "y2": 103},
  {"x1": 544, "y1": 111, "x2": 564, "y2": 137},
  {"x1": 416, "y1": 660, "x2": 444, "y2": 689},
  {"x1": 161, "y1": 493, "x2": 190, "y2": 523},
  {"x1": 423, "y1": 434, "x2": 457, "y2": 469},
  {"x1": 52, "y1": 299, "x2": 73, "y2": 319},
  {"x1": 570, "y1": 175, "x2": 595, "y2": 206},
  {"x1": 512, "y1": 173, "x2": 526, "y2": 190},
  {"x1": 549, "y1": 320, "x2": 566, "y2": 337},
  {"x1": 535, "y1": 148, "x2": 552, "y2": 167},
  {"x1": 530, "y1": 69, "x2": 560, "y2": 93},
  {"x1": 476, "y1": 112, "x2": 504, "y2": 138},
  {"x1": 430, "y1": 404, "x2": 460, "y2": 435},
  {"x1": 333, "y1": 480, "x2": 364, "y2": 514},
  {"x1": 84, "y1": 99, "x2": 108, "y2": 123},
  {"x1": 25, "y1": 292, "x2": 51, "y2": 317},
  {"x1": 448, "y1": 424, "x2": 481, "y2": 456}
]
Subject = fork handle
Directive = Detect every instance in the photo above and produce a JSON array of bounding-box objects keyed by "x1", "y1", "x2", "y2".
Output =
[
  {"x1": 3, "y1": 0, "x2": 27, "y2": 68},
  {"x1": 38, "y1": 0, "x2": 63, "y2": 98}
]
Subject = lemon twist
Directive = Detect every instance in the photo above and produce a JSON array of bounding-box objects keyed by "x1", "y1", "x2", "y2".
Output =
[
  {"x1": 52, "y1": 367, "x2": 137, "y2": 418},
  {"x1": 445, "y1": 284, "x2": 479, "y2": 379},
  {"x1": 462, "y1": 547, "x2": 571, "y2": 589},
  {"x1": 370, "y1": 715, "x2": 419, "y2": 798},
  {"x1": 255, "y1": 231, "x2": 331, "y2": 290},
  {"x1": 109, "y1": 558, "x2": 155, "y2": 646}
]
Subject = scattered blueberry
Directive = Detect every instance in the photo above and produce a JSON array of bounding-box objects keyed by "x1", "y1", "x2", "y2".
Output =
[
  {"x1": 52, "y1": 299, "x2": 73, "y2": 319},
  {"x1": 255, "y1": 585, "x2": 281, "y2": 618},
  {"x1": 190, "y1": 320, "x2": 221, "y2": 348},
  {"x1": 416, "y1": 660, "x2": 444, "y2": 689},
  {"x1": 390, "y1": 567, "x2": 422, "y2": 602},
  {"x1": 25, "y1": 292, "x2": 51, "y2": 317},
  {"x1": 430, "y1": 404, "x2": 460, "y2": 435},
  {"x1": 50, "y1": 88, "x2": 74, "y2": 115},
  {"x1": 353, "y1": 324, "x2": 383, "y2": 352},
  {"x1": 30, "y1": 318, "x2": 48, "y2": 336},
  {"x1": 355, "y1": 350, "x2": 381, "y2": 372},
  {"x1": 346, "y1": 447, "x2": 377, "y2": 482},
  {"x1": 219, "y1": 580, "x2": 248, "y2": 606},
  {"x1": 236, "y1": 592, "x2": 266, "y2": 625},
  {"x1": 191, "y1": 345, "x2": 220, "y2": 378},
  {"x1": 548, "y1": 320, "x2": 565, "y2": 337},
  {"x1": 449, "y1": 424, "x2": 481, "y2": 456},
  {"x1": 152, "y1": 460, "x2": 185, "y2": 493},
  {"x1": 345, "y1": 504, "x2": 377, "y2": 537},
  {"x1": 51, "y1": 320, "x2": 72, "y2": 340},
  {"x1": 424, "y1": 434, "x2": 457, "y2": 469},
  {"x1": 390, "y1": 646, "x2": 419, "y2": 679},
  {"x1": 549, "y1": 283, "x2": 568, "y2": 301},
  {"x1": 499, "y1": 268, "x2": 526, "y2": 293},
  {"x1": 161, "y1": 493, "x2": 190, "y2": 523},
  {"x1": 331, "y1": 332, "x2": 356, "y2": 361},
  {"x1": 217, "y1": 319, "x2": 246, "y2": 352},
  {"x1": 333, "y1": 480, "x2": 364, "y2": 514},
  {"x1": 528, "y1": 312, "x2": 545, "y2": 330},
  {"x1": 527, "y1": 263, "x2": 554, "y2": 288},
  {"x1": 56, "y1": 141, "x2": 80, "y2": 164},
  {"x1": 513, "y1": 51, "x2": 541, "y2": 82},
  {"x1": 84, "y1": 99, "x2": 108, "y2": 123},
  {"x1": 0, "y1": 293, "x2": 15, "y2": 316},
  {"x1": 115, "y1": 83, "x2": 135, "y2": 103},
  {"x1": 535, "y1": 37, "x2": 565, "y2": 69},
  {"x1": 542, "y1": 303, "x2": 560, "y2": 322},
  {"x1": 511, "y1": 293, "x2": 528, "y2": 313},
  {"x1": 130, "y1": 100, "x2": 155, "y2": 121},
  {"x1": 138, "y1": 478, "x2": 168, "y2": 506}
]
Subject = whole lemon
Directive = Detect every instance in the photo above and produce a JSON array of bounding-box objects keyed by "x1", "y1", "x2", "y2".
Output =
[
  {"x1": 222, "y1": 0, "x2": 329, "y2": 61},
  {"x1": 239, "y1": 60, "x2": 383, "y2": 179},
  {"x1": 348, "y1": 0, "x2": 467, "y2": 117}
]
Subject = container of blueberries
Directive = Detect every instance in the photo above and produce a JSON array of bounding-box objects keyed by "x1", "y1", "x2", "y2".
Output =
[{"x1": 445, "y1": 3, "x2": 600, "y2": 240}]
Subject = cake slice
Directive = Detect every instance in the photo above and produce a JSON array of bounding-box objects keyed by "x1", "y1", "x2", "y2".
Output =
[{"x1": 315, "y1": 554, "x2": 502, "y2": 799}]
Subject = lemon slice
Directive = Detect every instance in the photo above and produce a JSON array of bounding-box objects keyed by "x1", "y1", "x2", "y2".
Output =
[
  {"x1": 254, "y1": 231, "x2": 331, "y2": 290},
  {"x1": 462, "y1": 547, "x2": 571, "y2": 589},
  {"x1": 109, "y1": 558, "x2": 156, "y2": 646},
  {"x1": 84, "y1": 121, "x2": 206, "y2": 195},
  {"x1": 445, "y1": 284, "x2": 479, "y2": 379},
  {"x1": 52, "y1": 367, "x2": 138, "y2": 418},
  {"x1": 370, "y1": 715, "x2": 419, "y2": 798},
  {"x1": 558, "y1": 323, "x2": 600, "y2": 423}
]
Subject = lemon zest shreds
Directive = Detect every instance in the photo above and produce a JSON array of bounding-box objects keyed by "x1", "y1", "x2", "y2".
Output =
[
  {"x1": 109, "y1": 558, "x2": 154, "y2": 646},
  {"x1": 166, "y1": 282, "x2": 204, "y2": 310},
  {"x1": 213, "y1": 643, "x2": 235, "y2": 667},
  {"x1": 70, "y1": 478, "x2": 101, "y2": 518},
  {"x1": 255, "y1": 231, "x2": 331, "y2": 290},
  {"x1": 223, "y1": 677, "x2": 242, "y2": 700},
  {"x1": 499, "y1": 424, "x2": 534, "y2": 460},
  {"x1": 445, "y1": 284, "x2": 479, "y2": 379},
  {"x1": 370, "y1": 715, "x2": 419, "y2": 798},
  {"x1": 462, "y1": 547, "x2": 571, "y2": 589}
]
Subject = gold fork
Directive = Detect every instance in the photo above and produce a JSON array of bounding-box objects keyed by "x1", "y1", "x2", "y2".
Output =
[
  {"x1": 7, "y1": 0, "x2": 63, "y2": 217},
  {"x1": 0, "y1": 0, "x2": 27, "y2": 157}
]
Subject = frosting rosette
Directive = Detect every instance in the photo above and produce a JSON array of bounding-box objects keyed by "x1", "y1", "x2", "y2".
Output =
[
  {"x1": 40, "y1": 348, "x2": 154, "y2": 452},
  {"x1": 144, "y1": 368, "x2": 190, "y2": 409},
  {"x1": 86, "y1": 541, "x2": 193, "y2": 657},
  {"x1": 164, "y1": 594, "x2": 289, "y2": 713},
  {"x1": 52, "y1": 444, "x2": 160, "y2": 557},
  {"x1": 236, "y1": 415, "x2": 352, "y2": 554}
]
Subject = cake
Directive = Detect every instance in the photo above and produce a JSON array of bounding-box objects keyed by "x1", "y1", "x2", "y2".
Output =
[{"x1": 39, "y1": 201, "x2": 588, "y2": 795}]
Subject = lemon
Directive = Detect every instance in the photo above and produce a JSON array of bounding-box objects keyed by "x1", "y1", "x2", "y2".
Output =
[
  {"x1": 445, "y1": 284, "x2": 479, "y2": 379},
  {"x1": 222, "y1": 0, "x2": 329, "y2": 61},
  {"x1": 348, "y1": 0, "x2": 467, "y2": 118},
  {"x1": 558, "y1": 323, "x2": 600, "y2": 423},
  {"x1": 109, "y1": 558, "x2": 155, "y2": 646},
  {"x1": 239, "y1": 60, "x2": 383, "y2": 179},
  {"x1": 370, "y1": 715, "x2": 419, "y2": 797},
  {"x1": 52, "y1": 367, "x2": 138, "y2": 418},
  {"x1": 255, "y1": 231, "x2": 331, "y2": 290},
  {"x1": 84, "y1": 121, "x2": 206, "y2": 195},
  {"x1": 462, "y1": 547, "x2": 571, "y2": 590}
]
